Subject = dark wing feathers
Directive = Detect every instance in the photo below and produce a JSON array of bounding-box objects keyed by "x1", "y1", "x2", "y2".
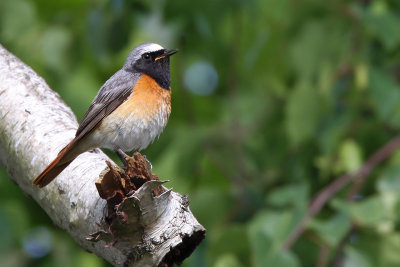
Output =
[{"x1": 75, "y1": 70, "x2": 140, "y2": 139}]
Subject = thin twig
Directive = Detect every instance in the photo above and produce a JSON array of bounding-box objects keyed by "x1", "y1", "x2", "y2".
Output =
[
  {"x1": 283, "y1": 135, "x2": 400, "y2": 250},
  {"x1": 315, "y1": 243, "x2": 331, "y2": 267}
]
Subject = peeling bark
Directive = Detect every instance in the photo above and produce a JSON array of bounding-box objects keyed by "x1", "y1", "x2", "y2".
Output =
[
  {"x1": 0, "y1": 44, "x2": 205, "y2": 266},
  {"x1": 89, "y1": 153, "x2": 205, "y2": 266}
]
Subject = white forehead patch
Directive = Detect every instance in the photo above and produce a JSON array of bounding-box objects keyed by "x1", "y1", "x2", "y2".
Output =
[
  {"x1": 139, "y1": 43, "x2": 164, "y2": 54},
  {"x1": 125, "y1": 43, "x2": 166, "y2": 65}
]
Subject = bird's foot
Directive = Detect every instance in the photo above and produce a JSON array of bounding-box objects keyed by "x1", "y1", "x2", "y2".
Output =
[{"x1": 116, "y1": 148, "x2": 129, "y2": 169}]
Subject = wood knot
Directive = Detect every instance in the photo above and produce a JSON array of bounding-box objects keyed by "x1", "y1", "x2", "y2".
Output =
[{"x1": 95, "y1": 152, "x2": 165, "y2": 206}]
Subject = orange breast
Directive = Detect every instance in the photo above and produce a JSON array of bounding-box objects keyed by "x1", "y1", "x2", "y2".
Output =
[{"x1": 114, "y1": 74, "x2": 171, "y2": 122}]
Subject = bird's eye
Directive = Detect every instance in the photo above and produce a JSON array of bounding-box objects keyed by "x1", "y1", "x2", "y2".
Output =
[{"x1": 143, "y1": 53, "x2": 151, "y2": 60}]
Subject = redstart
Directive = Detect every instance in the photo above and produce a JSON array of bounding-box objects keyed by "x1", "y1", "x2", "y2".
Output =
[{"x1": 33, "y1": 43, "x2": 177, "y2": 188}]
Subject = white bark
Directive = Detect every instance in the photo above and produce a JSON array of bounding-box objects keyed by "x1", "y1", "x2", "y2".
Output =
[{"x1": 0, "y1": 44, "x2": 205, "y2": 267}]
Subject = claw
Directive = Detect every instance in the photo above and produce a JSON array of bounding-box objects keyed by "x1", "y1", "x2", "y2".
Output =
[
  {"x1": 115, "y1": 148, "x2": 129, "y2": 168},
  {"x1": 143, "y1": 155, "x2": 153, "y2": 171}
]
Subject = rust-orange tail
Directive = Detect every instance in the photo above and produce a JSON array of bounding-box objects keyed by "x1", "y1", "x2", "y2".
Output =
[{"x1": 33, "y1": 141, "x2": 77, "y2": 188}]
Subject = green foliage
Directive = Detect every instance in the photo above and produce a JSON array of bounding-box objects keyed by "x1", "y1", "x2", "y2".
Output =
[
  {"x1": 309, "y1": 214, "x2": 352, "y2": 247},
  {"x1": 1, "y1": 0, "x2": 400, "y2": 266},
  {"x1": 286, "y1": 82, "x2": 328, "y2": 145},
  {"x1": 248, "y1": 211, "x2": 300, "y2": 267},
  {"x1": 369, "y1": 69, "x2": 400, "y2": 126}
]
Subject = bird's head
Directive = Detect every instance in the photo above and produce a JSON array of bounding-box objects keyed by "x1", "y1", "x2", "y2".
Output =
[{"x1": 124, "y1": 43, "x2": 178, "y2": 90}]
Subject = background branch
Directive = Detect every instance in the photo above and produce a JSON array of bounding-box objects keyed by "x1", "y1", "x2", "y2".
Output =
[
  {"x1": 283, "y1": 135, "x2": 400, "y2": 250},
  {"x1": 0, "y1": 44, "x2": 205, "y2": 267}
]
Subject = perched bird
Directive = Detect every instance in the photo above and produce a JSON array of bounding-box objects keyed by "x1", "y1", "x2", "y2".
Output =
[{"x1": 33, "y1": 43, "x2": 177, "y2": 188}]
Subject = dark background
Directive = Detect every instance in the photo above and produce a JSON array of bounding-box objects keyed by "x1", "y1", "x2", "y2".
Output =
[{"x1": 1, "y1": 0, "x2": 400, "y2": 266}]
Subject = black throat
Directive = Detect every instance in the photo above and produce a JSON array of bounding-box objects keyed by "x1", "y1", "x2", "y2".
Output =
[
  {"x1": 142, "y1": 59, "x2": 171, "y2": 90},
  {"x1": 132, "y1": 55, "x2": 171, "y2": 90}
]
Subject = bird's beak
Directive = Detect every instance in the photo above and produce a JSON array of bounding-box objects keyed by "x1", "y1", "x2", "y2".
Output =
[{"x1": 154, "y1": 49, "x2": 178, "y2": 61}]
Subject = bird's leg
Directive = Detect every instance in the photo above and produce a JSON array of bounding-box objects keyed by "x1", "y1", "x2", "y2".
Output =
[
  {"x1": 143, "y1": 154, "x2": 153, "y2": 171},
  {"x1": 115, "y1": 148, "x2": 129, "y2": 168}
]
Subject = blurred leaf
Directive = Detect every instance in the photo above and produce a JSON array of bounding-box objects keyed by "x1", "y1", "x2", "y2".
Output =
[
  {"x1": 369, "y1": 69, "x2": 400, "y2": 127},
  {"x1": 266, "y1": 183, "x2": 308, "y2": 208},
  {"x1": 354, "y1": 63, "x2": 369, "y2": 91},
  {"x1": 309, "y1": 213, "x2": 351, "y2": 247},
  {"x1": 286, "y1": 82, "x2": 326, "y2": 145},
  {"x1": 318, "y1": 113, "x2": 349, "y2": 156},
  {"x1": 248, "y1": 226, "x2": 299, "y2": 267},
  {"x1": 337, "y1": 139, "x2": 363, "y2": 173},
  {"x1": 209, "y1": 225, "x2": 250, "y2": 266},
  {"x1": 377, "y1": 165, "x2": 400, "y2": 193},
  {"x1": 235, "y1": 89, "x2": 270, "y2": 128},
  {"x1": 380, "y1": 233, "x2": 400, "y2": 267},
  {"x1": 290, "y1": 22, "x2": 327, "y2": 79},
  {"x1": 190, "y1": 188, "x2": 233, "y2": 230},
  {"x1": 250, "y1": 211, "x2": 296, "y2": 243},
  {"x1": 248, "y1": 210, "x2": 300, "y2": 267},
  {"x1": 332, "y1": 197, "x2": 387, "y2": 227},
  {"x1": 214, "y1": 254, "x2": 242, "y2": 267},
  {"x1": 376, "y1": 165, "x2": 400, "y2": 225},
  {"x1": 317, "y1": 62, "x2": 335, "y2": 95},
  {"x1": 289, "y1": 21, "x2": 346, "y2": 79},
  {"x1": 364, "y1": 3, "x2": 400, "y2": 50},
  {"x1": 343, "y1": 246, "x2": 373, "y2": 267}
]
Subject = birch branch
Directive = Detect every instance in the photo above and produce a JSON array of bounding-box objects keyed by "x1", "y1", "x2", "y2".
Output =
[{"x1": 0, "y1": 44, "x2": 205, "y2": 267}]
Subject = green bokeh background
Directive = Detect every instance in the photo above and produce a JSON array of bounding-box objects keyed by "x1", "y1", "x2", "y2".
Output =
[{"x1": 1, "y1": 0, "x2": 400, "y2": 266}]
